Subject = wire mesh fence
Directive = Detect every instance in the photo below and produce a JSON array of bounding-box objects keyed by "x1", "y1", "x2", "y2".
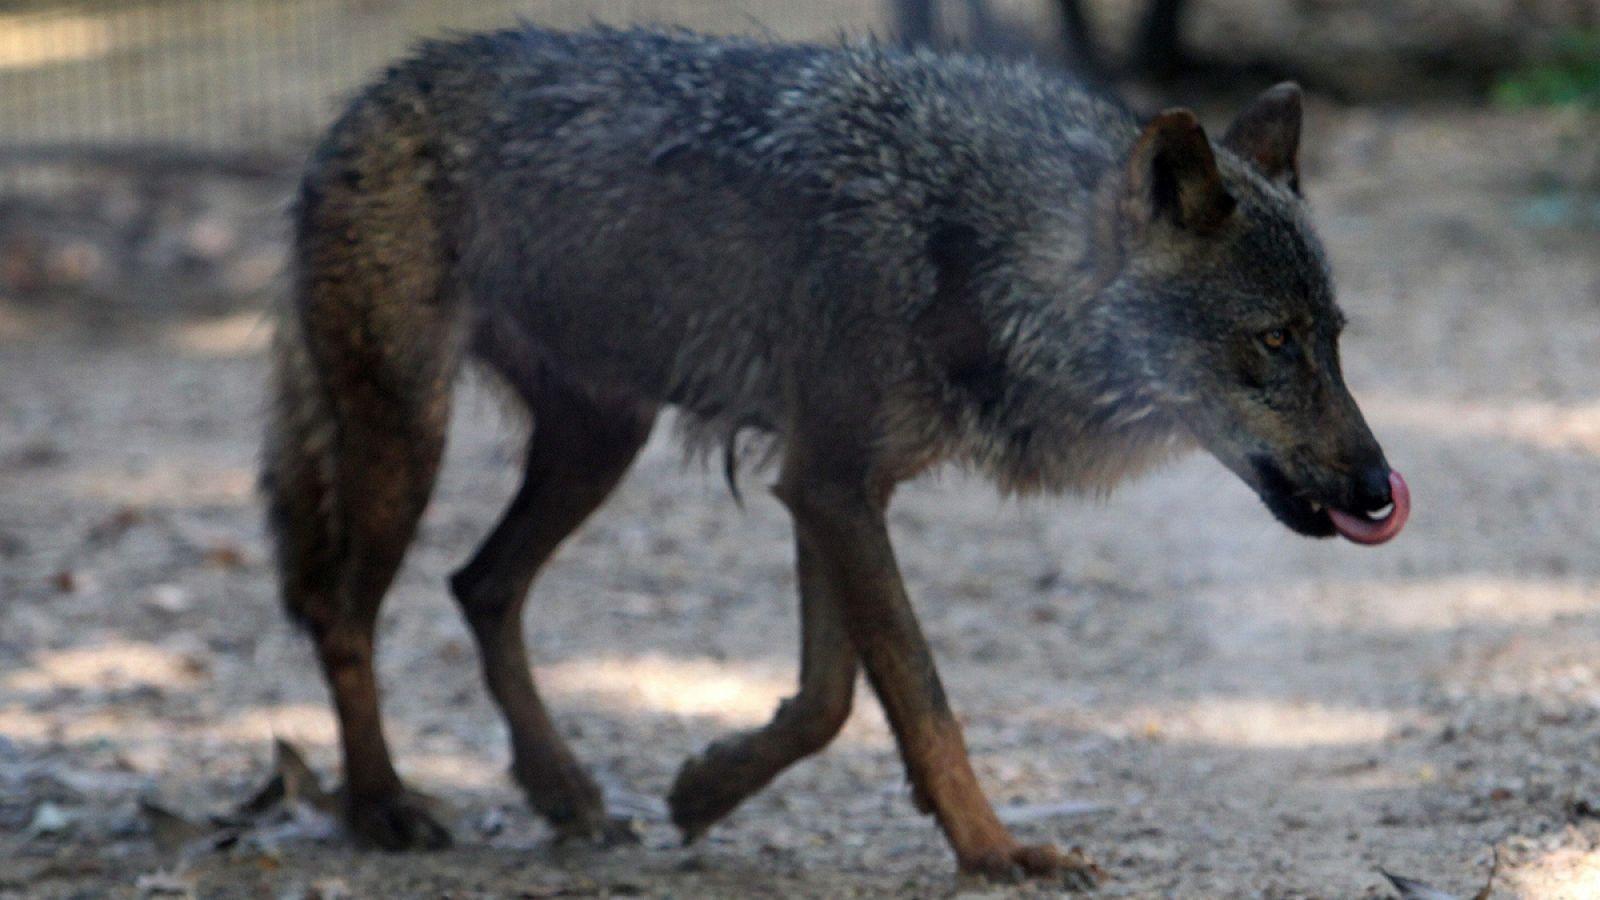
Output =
[
  {"x1": 0, "y1": 0, "x2": 1586, "y2": 175},
  {"x1": 0, "y1": 0, "x2": 920, "y2": 321},
  {"x1": 0, "y1": 0, "x2": 886, "y2": 177}
]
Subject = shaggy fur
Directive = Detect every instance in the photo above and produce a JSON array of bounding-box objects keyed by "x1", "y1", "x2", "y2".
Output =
[{"x1": 262, "y1": 25, "x2": 1398, "y2": 881}]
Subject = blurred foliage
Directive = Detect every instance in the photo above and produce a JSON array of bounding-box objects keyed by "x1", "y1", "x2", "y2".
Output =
[
  {"x1": 1493, "y1": 30, "x2": 1600, "y2": 109},
  {"x1": 1496, "y1": 28, "x2": 1600, "y2": 226}
]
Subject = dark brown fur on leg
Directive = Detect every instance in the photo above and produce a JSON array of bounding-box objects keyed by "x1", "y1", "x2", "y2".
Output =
[
  {"x1": 267, "y1": 399, "x2": 456, "y2": 849},
  {"x1": 667, "y1": 532, "x2": 858, "y2": 840},
  {"x1": 265, "y1": 136, "x2": 462, "y2": 848},
  {"x1": 316, "y1": 620, "x2": 451, "y2": 850},
  {"x1": 774, "y1": 422, "x2": 1101, "y2": 887},
  {"x1": 450, "y1": 378, "x2": 656, "y2": 843},
  {"x1": 295, "y1": 401, "x2": 456, "y2": 851}
]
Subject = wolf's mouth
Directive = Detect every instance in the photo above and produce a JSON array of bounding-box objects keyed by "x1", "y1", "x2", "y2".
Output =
[
  {"x1": 1325, "y1": 471, "x2": 1409, "y2": 544},
  {"x1": 1248, "y1": 457, "x2": 1410, "y2": 545}
]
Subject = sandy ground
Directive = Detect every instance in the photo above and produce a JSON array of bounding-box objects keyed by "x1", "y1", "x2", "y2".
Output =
[{"x1": 2, "y1": 99, "x2": 1600, "y2": 898}]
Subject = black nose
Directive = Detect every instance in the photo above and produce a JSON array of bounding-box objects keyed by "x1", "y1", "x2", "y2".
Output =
[{"x1": 1351, "y1": 464, "x2": 1393, "y2": 514}]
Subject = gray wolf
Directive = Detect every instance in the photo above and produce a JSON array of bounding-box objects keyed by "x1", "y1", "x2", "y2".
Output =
[{"x1": 261, "y1": 24, "x2": 1408, "y2": 883}]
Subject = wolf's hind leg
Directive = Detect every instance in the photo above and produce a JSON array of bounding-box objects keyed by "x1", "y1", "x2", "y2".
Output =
[
  {"x1": 265, "y1": 210, "x2": 463, "y2": 850},
  {"x1": 319, "y1": 401, "x2": 455, "y2": 851},
  {"x1": 265, "y1": 334, "x2": 459, "y2": 851},
  {"x1": 450, "y1": 378, "x2": 656, "y2": 842}
]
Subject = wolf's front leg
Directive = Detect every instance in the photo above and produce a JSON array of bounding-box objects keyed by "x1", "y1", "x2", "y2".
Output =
[
  {"x1": 668, "y1": 531, "x2": 859, "y2": 839},
  {"x1": 775, "y1": 448, "x2": 1102, "y2": 887}
]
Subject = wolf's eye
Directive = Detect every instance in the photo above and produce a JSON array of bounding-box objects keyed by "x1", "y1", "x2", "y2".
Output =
[{"x1": 1260, "y1": 329, "x2": 1289, "y2": 351}]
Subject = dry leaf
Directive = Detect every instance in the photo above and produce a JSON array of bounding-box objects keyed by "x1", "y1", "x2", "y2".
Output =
[
  {"x1": 238, "y1": 738, "x2": 337, "y2": 820},
  {"x1": 1381, "y1": 870, "x2": 1462, "y2": 900},
  {"x1": 1380, "y1": 847, "x2": 1499, "y2": 900},
  {"x1": 138, "y1": 798, "x2": 210, "y2": 854},
  {"x1": 201, "y1": 542, "x2": 247, "y2": 570}
]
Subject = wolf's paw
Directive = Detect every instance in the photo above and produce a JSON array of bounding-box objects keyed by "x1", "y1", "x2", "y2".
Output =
[
  {"x1": 666, "y1": 745, "x2": 752, "y2": 843},
  {"x1": 961, "y1": 842, "x2": 1103, "y2": 889},
  {"x1": 346, "y1": 790, "x2": 453, "y2": 851}
]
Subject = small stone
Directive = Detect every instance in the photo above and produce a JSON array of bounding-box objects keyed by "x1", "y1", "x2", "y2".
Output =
[
  {"x1": 144, "y1": 584, "x2": 190, "y2": 614},
  {"x1": 27, "y1": 800, "x2": 74, "y2": 837}
]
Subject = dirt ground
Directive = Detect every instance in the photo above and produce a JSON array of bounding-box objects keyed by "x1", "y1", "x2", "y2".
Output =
[{"x1": 3, "y1": 75, "x2": 1600, "y2": 900}]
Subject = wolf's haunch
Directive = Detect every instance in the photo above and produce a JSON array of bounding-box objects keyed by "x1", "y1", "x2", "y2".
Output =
[{"x1": 1329, "y1": 470, "x2": 1409, "y2": 545}]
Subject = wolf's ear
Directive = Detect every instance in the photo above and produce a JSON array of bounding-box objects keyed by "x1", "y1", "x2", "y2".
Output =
[
  {"x1": 1221, "y1": 82, "x2": 1302, "y2": 193},
  {"x1": 1124, "y1": 109, "x2": 1235, "y2": 234}
]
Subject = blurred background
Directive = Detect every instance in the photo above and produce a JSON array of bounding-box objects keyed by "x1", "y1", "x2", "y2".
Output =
[
  {"x1": 1, "y1": 2, "x2": 1599, "y2": 898},
  {"x1": 0, "y1": 0, "x2": 1594, "y2": 325}
]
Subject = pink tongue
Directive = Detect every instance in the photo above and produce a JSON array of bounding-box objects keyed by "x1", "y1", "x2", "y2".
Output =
[{"x1": 1327, "y1": 470, "x2": 1410, "y2": 545}]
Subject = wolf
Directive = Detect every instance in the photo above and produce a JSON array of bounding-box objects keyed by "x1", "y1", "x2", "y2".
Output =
[{"x1": 261, "y1": 24, "x2": 1409, "y2": 883}]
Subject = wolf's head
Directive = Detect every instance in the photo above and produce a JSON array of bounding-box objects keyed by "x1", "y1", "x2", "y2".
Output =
[{"x1": 1102, "y1": 84, "x2": 1407, "y2": 544}]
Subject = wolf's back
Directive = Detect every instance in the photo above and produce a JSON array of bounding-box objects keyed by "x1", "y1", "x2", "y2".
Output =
[{"x1": 288, "y1": 25, "x2": 1137, "y2": 470}]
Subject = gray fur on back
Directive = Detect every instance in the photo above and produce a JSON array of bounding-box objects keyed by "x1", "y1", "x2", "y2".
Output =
[{"x1": 300, "y1": 25, "x2": 1197, "y2": 496}]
